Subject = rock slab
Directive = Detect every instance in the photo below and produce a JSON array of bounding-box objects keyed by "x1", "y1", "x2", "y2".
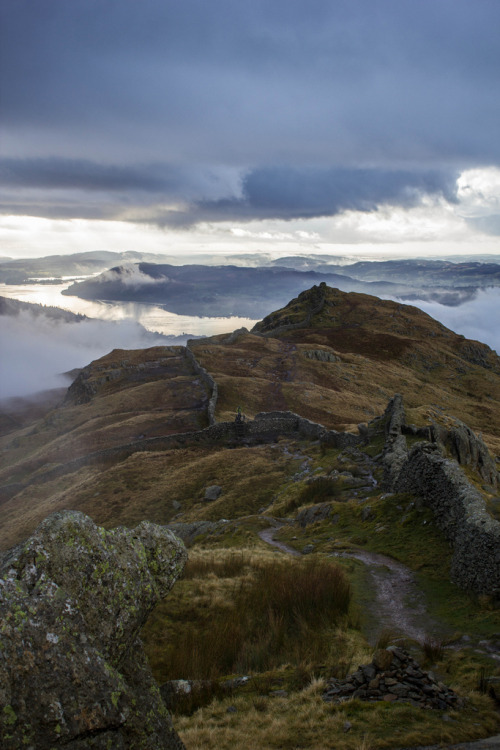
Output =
[{"x1": 0, "y1": 510, "x2": 187, "y2": 749}]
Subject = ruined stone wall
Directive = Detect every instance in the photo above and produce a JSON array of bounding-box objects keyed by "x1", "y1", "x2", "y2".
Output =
[
  {"x1": 395, "y1": 444, "x2": 500, "y2": 596},
  {"x1": 27, "y1": 412, "x2": 361, "y2": 489},
  {"x1": 185, "y1": 343, "x2": 218, "y2": 425}
]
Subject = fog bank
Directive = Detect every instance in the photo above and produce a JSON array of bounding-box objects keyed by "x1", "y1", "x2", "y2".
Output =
[
  {"x1": 0, "y1": 311, "x2": 182, "y2": 399},
  {"x1": 397, "y1": 287, "x2": 500, "y2": 355}
]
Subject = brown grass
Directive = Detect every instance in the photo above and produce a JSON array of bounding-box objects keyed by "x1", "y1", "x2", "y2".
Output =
[{"x1": 143, "y1": 555, "x2": 352, "y2": 682}]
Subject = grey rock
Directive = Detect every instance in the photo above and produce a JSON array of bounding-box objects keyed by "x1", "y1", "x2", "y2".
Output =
[
  {"x1": 361, "y1": 505, "x2": 373, "y2": 521},
  {"x1": 0, "y1": 510, "x2": 187, "y2": 750},
  {"x1": 303, "y1": 348, "x2": 340, "y2": 363},
  {"x1": 204, "y1": 485, "x2": 222, "y2": 501},
  {"x1": 322, "y1": 647, "x2": 461, "y2": 710},
  {"x1": 295, "y1": 502, "x2": 332, "y2": 528},
  {"x1": 302, "y1": 544, "x2": 315, "y2": 555}
]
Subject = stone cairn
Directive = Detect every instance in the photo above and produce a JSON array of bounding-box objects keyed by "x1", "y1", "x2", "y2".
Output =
[{"x1": 323, "y1": 647, "x2": 463, "y2": 710}]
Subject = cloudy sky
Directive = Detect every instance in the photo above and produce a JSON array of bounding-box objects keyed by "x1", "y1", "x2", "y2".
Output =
[{"x1": 1, "y1": 0, "x2": 499, "y2": 260}]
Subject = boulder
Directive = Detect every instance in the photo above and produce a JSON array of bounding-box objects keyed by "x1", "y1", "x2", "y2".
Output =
[
  {"x1": 295, "y1": 502, "x2": 332, "y2": 527},
  {"x1": 0, "y1": 510, "x2": 187, "y2": 749},
  {"x1": 204, "y1": 485, "x2": 222, "y2": 501}
]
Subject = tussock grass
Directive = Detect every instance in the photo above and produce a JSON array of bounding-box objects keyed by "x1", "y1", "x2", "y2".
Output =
[
  {"x1": 297, "y1": 476, "x2": 342, "y2": 504},
  {"x1": 143, "y1": 554, "x2": 353, "y2": 683},
  {"x1": 422, "y1": 638, "x2": 445, "y2": 665},
  {"x1": 182, "y1": 550, "x2": 249, "y2": 579}
]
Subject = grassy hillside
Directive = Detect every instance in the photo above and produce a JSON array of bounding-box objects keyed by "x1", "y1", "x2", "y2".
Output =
[
  {"x1": 190, "y1": 285, "x2": 500, "y2": 454},
  {"x1": 1, "y1": 285, "x2": 499, "y2": 749}
]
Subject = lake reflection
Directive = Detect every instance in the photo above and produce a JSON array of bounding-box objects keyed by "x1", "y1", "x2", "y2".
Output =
[{"x1": 0, "y1": 282, "x2": 258, "y2": 336}]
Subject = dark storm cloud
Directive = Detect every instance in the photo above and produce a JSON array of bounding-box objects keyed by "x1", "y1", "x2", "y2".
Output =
[
  {"x1": 0, "y1": 160, "x2": 458, "y2": 225},
  {"x1": 153, "y1": 166, "x2": 459, "y2": 226},
  {"x1": 0, "y1": 159, "x2": 170, "y2": 193},
  {"x1": 1, "y1": 0, "x2": 499, "y2": 221}
]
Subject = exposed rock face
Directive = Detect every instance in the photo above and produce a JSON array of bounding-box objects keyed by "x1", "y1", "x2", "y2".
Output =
[
  {"x1": 166, "y1": 520, "x2": 228, "y2": 546},
  {"x1": 0, "y1": 511, "x2": 187, "y2": 749},
  {"x1": 302, "y1": 348, "x2": 340, "y2": 363},
  {"x1": 64, "y1": 346, "x2": 203, "y2": 407},
  {"x1": 430, "y1": 418, "x2": 498, "y2": 489},
  {"x1": 381, "y1": 394, "x2": 408, "y2": 490},
  {"x1": 323, "y1": 647, "x2": 463, "y2": 710}
]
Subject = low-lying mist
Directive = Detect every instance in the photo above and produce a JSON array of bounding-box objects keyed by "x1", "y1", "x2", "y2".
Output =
[
  {"x1": 398, "y1": 287, "x2": 500, "y2": 355},
  {"x1": 0, "y1": 311, "x2": 186, "y2": 400},
  {"x1": 2, "y1": 287, "x2": 499, "y2": 402}
]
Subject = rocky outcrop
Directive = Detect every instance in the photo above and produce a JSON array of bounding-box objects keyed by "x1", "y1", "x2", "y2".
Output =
[
  {"x1": 429, "y1": 418, "x2": 498, "y2": 489},
  {"x1": 166, "y1": 520, "x2": 228, "y2": 546},
  {"x1": 252, "y1": 282, "x2": 327, "y2": 337},
  {"x1": 381, "y1": 394, "x2": 409, "y2": 490},
  {"x1": 64, "y1": 346, "x2": 198, "y2": 406},
  {"x1": 323, "y1": 646, "x2": 463, "y2": 710},
  {"x1": 296, "y1": 502, "x2": 333, "y2": 528},
  {"x1": 0, "y1": 511, "x2": 187, "y2": 749},
  {"x1": 302, "y1": 348, "x2": 340, "y2": 363}
]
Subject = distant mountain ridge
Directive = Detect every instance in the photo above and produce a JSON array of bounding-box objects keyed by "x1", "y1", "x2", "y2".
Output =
[{"x1": 63, "y1": 259, "x2": 484, "y2": 317}]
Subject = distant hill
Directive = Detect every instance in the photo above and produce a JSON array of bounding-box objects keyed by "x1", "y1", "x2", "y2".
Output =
[
  {"x1": 0, "y1": 250, "x2": 178, "y2": 284},
  {"x1": 63, "y1": 262, "x2": 410, "y2": 317},
  {"x1": 272, "y1": 256, "x2": 500, "y2": 298},
  {"x1": 0, "y1": 295, "x2": 87, "y2": 322}
]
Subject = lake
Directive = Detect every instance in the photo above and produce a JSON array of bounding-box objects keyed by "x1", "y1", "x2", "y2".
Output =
[{"x1": 0, "y1": 281, "x2": 258, "y2": 336}]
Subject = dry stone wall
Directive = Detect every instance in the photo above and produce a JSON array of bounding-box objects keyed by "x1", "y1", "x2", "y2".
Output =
[
  {"x1": 382, "y1": 395, "x2": 500, "y2": 596},
  {"x1": 22, "y1": 412, "x2": 362, "y2": 490},
  {"x1": 185, "y1": 343, "x2": 218, "y2": 425},
  {"x1": 395, "y1": 443, "x2": 500, "y2": 596}
]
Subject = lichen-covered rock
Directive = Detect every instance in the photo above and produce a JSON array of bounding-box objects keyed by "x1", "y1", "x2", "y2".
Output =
[{"x1": 0, "y1": 510, "x2": 187, "y2": 749}]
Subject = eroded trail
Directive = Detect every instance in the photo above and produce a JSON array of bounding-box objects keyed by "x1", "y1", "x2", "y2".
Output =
[
  {"x1": 332, "y1": 548, "x2": 448, "y2": 645},
  {"x1": 259, "y1": 521, "x2": 447, "y2": 645}
]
